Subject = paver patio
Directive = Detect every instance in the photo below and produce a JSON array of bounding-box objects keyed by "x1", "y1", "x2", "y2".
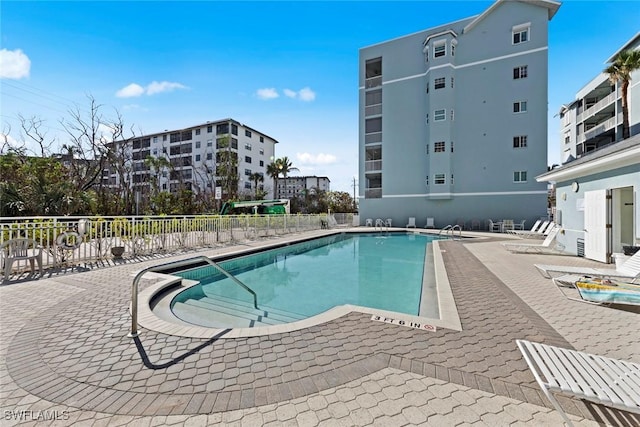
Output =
[{"x1": 1, "y1": 229, "x2": 638, "y2": 426}]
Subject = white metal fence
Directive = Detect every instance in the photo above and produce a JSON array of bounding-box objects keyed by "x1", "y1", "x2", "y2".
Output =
[{"x1": 1, "y1": 214, "x2": 353, "y2": 273}]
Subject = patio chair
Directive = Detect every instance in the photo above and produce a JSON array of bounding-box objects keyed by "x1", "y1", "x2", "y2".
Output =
[
  {"x1": 1, "y1": 238, "x2": 43, "y2": 280},
  {"x1": 513, "y1": 219, "x2": 526, "y2": 230},
  {"x1": 375, "y1": 218, "x2": 384, "y2": 227},
  {"x1": 488, "y1": 219, "x2": 502, "y2": 232},
  {"x1": 384, "y1": 218, "x2": 392, "y2": 227},
  {"x1": 516, "y1": 339, "x2": 640, "y2": 427},
  {"x1": 535, "y1": 251, "x2": 640, "y2": 280},
  {"x1": 365, "y1": 218, "x2": 373, "y2": 227},
  {"x1": 552, "y1": 275, "x2": 640, "y2": 306},
  {"x1": 501, "y1": 219, "x2": 515, "y2": 233},
  {"x1": 406, "y1": 217, "x2": 416, "y2": 228},
  {"x1": 425, "y1": 217, "x2": 435, "y2": 229},
  {"x1": 502, "y1": 226, "x2": 566, "y2": 254}
]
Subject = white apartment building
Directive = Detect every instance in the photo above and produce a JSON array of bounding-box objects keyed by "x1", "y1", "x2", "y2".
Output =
[
  {"x1": 103, "y1": 118, "x2": 278, "y2": 200},
  {"x1": 558, "y1": 32, "x2": 640, "y2": 163},
  {"x1": 276, "y1": 176, "x2": 331, "y2": 199}
]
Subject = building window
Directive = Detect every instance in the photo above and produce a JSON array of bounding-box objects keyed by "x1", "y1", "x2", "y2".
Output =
[
  {"x1": 207, "y1": 140, "x2": 213, "y2": 147},
  {"x1": 245, "y1": 130, "x2": 252, "y2": 137},
  {"x1": 434, "y1": 174, "x2": 446, "y2": 185},
  {"x1": 245, "y1": 156, "x2": 252, "y2": 164},
  {"x1": 163, "y1": 135, "x2": 167, "y2": 141},
  {"x1": 426, "y1": 82, "x2": 429, "y2": 93},
  {"x1": 434, "y1": 141, "x2": 445, "y2": 152},
  {"x1": 216, "y1": 123, "x2": 229, "y2": 135},
  {"x1": 425, "y1": 176, "x2": 429, "y2": 186},
  {"x1": 434, "y1": 109, "x2": 446, "y2": 121},
  {"x1": 513, "y1": 135, "x2": 527, "y2": 148},
  {"x1": 244, "y1": 182, "x2": 252, "y2": 189},
  {"x1": 259, "y1": 160, "x2": 264, "y2": 166},
  {"x1": 564, "y1": 135, "x2": 570, "y2": 144},
  {"x1": 195, "y1": 154, "x2": 201, "y2": 161},
  {"x1": 231, "y1": 124, "x2": 238, "y2": 135},
  {"x1": 206, "y1": 153, "x2": 212, "y2": 160},
  {"x1": 245, "y1": 168, "x2": 251, "y2": 176},
  {"x1": 513, "y1": 101, "x2": 527, "y2": 113},
  {"x1": 426, "y1": 144, "x2": 429, "y2": 154},
  {"x1": 153, "y1": 136, "x2": 158, "y2": 144},
  {"x1": 207, "y1": 125, "x2": 212, "y2": 133},
  {"x1": 451, "y1": 41, "x2": 456, "y2": 56},
  {"x1": 259, "y1": 148, "x2": 264, "y2": 155},
  {"x1": 451, "y1": 77, "x2": 454, "y2": 88},
  {"x1": 451, "y1": 174, "x2": 454, "y2": 185},
  {"x1": 451, "y1": 141, "x2": 454, "y2": 153},
  {"x1": 512, "y1": 24, "x2": 530, "y2": 44},
  {"x1": 513, "y1": 171, "x2": 527, "y2": 182},
  {"x1": 195, "y1": 141, "x2": 201, "y2": 149},
  {"x1": 195, "y1": 129, "x2": 201, "y2": 136},
  {"x1": 434, "y1": 42, "x2": 446, "y2": 58},
  {"x1": 425, "y1": 114, "x2": 429, "y2": 124},
  {"x1": 434, "y1": 77, "x2": 445, "y2": 89},
  {"x1": 513, "y1": 65, "x2": 528, "y2": 79},
  {"x1": 260, "y1": 136, "x2": 264, "y2": 143},
  {"x1": 450, "y1": 109, "x2": 454, "y2": 121},
  {"x1": 245, "y1": 143, "x2": 252, "y2": 151}
]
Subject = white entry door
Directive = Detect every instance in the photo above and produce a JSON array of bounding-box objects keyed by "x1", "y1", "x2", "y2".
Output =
[{"x1": 584, "y1": 189, "x2": 611, "y2": 263}]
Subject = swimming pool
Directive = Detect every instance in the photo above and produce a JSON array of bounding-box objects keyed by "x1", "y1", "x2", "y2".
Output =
[{"x1": 171, "y1": 232, "x2": 442, "y2": 328}]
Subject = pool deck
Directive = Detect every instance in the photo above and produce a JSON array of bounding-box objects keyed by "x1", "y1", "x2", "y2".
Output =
[{"x1": 1, "y1": 228, "x2": 639, "y2": 426}]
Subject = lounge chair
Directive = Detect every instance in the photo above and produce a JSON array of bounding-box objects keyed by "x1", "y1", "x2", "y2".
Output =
[
  {"x1": 502, "y1": 226, "x2": 566, "y2": 254},
  {"x1": 552, "y1": 275, "x2": 640, "y2": 306},
  {"x1": 425, "y1": 217, "x2": 435, "y2": 229},
  {"x1": 516, "y1": 339, "x2": 640, "y2": 427},
  {"x1": 535, "y1": 251, "x2": 640, "y2": 280},
  {"x1": 512, "y1": 221, "x2": 555, "y2": 239},
  {"x1": 508, "y1": 219, "x2": 540, "y2": 235},
  {"x1": 406, "y1": 217, "x2": 416, "y2": 228}
]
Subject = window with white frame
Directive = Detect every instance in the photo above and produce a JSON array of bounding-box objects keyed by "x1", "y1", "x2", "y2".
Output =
[
  {"x1": 513, "y1": 135, "x2": 527, "y2": 148},
  {"x1": 513, "y1": 101, "x2": 527, "y2": 113},
  {"x1": 434, "y1": 77, "x2": 446, "y2": 89},
  {"x1": 512, "y1": 23, "x2": 530, "y2": 44},
  {"x1": 513, "y1": 171, "x2": 527, "y2": 182},
  {"x1": 434, "y1": 174, "x2": 446, "y2": 185},
  {"x1": 513, "y1": 65, "x2": 528, "y2": 79},
  {"x1": 434, "y1": 41, "x2": 446, "y2": 58},
  {"x1": 434, "y1": 141, "x2": 445, "y2": 152},
  {"x1": 564, "y1": 134, "x2": 570, "y2": 144},
  {"x1": 451, "y1": 41, "x2": 456, "y2": 56},
  {"x1": 434, "y1": 109, "x2": 446, "y2": 121}
]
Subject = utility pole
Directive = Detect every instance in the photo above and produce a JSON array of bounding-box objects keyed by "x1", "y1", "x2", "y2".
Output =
[{"x1": 351, "y1": 177, "x2": 358, "y2": 211}]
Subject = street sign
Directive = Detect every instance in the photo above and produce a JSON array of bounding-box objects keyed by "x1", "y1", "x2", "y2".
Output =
[{"x1": 215, "y1": 186, "x2": 222, "y2": 200}]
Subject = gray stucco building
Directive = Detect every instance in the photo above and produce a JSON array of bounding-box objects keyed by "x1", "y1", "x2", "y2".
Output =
[{"x1": 358, "y1": 0, "x2": 560, "y2": 229}]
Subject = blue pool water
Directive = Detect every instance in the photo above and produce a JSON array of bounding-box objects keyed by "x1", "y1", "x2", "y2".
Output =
[{"x1": 172, "y1": 233, "x2": 441, "y2": 324}]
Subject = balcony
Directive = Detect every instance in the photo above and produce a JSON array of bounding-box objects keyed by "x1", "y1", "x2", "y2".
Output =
[
  {"x1": 577, "y1": 113, "x2": 620, "y2": 144},
  {"x1": 365, "y1": 160, "x2": 382, "y2": 172},
  {"x1": 365, "y1": 188, "x2": 382, "y2": 198},
  {"x1": 576, "y1": 89, "x2": 619, "y2": 123},
  {"x1": 365, "y1": 76, "x2": 382, "y2": 89},
  {"x1": 365, "y1": 132, "x2": 382, "y2": 144},
  {"x1": 365, "y1": 103, "x2": 382, "y2": 116}
]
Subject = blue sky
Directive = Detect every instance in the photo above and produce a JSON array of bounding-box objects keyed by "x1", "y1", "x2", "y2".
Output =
[{"x1": 1, "y1": 1, "x2": 638, "y2": 193}]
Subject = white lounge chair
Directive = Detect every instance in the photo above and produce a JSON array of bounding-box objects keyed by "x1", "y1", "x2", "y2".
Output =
[
  {"x1": 406, "y1": 217, "x2": 416, "y2": 228},
  {"x1": 502, "y1": 226, "x2": 566, "y2": 254},
  {"x1": 535, "y1": 251, "x2": 640, "y2": 280},
  {"x1": 516, "y1": 339, "x2": 640, "y2": 427},
  {"x1": 551, "y1": 275, "x2": 640, "y2": 305},
  {"x1": 512, "y1": 221, "x2": 555, "y2": 239},
  {"x1": 425, "y1": 217, "x2": 435, "y2": 229}
]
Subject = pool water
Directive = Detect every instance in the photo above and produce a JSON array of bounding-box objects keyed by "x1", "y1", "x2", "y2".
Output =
[{"x1": 173, "y1": 233, "x2": 441, "y2": 325}]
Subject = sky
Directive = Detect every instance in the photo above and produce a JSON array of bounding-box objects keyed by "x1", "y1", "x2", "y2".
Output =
[{"x1": 1, "y1": 1, "x2": 639, "y2": 194}]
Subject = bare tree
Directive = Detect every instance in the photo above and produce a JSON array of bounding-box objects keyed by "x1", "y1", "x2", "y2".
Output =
[{"x1": 19, "y1": 114, "x2": 55, "y2": 156}]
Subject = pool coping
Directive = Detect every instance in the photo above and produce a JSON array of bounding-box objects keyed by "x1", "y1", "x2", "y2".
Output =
[{"x1": 135, "y1": 231, "x2": 463, "y2": 338}]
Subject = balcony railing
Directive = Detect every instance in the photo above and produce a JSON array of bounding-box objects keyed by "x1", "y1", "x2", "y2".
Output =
[
  {"x1": 365, "y1": 188, "x2": 382, "y2": 198},
  {"x1": 365, "y1": 104, "x2": 382, "y2": 116},
  {"x1": 365, "y1": 160, "x2": 382, "y2": 172},
  {"x1": 365, "y1": 132, "x2": 382, "y2": 144},
  {"x1": 365, "y1": 76, "x2": 382, "y2": 89},
  {"x1": 577, "y1": 113, "x2": 620, "y2": 144},
  {"x1": 577, "y1": 89, "x2": 619, "y2": 123}
]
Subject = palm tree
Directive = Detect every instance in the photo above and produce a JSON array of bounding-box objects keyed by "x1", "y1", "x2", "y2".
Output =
[
  {"x1": 248, "y1": 172, "x2": 264, "y2": 198},
  {"x1": 266, "y1": 161, "x2": 280, "y2": 199},
  {"x1": 605, "y1": 49, "x2": 640, "y2": 140},
  {"x1": 277, "y1": 156, "x2": 299, "y2": 200}
]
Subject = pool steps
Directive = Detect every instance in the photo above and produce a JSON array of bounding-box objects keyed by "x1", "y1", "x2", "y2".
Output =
[{"x1": 173, "y1": 293, "x2": 305, "y2": 328}]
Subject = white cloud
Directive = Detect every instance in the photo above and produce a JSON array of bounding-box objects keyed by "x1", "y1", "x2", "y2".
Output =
[
  {"x1": 298, "y1": 87, "x2": 316, "y2": 102},
  {"x1": 282, "y1": 87, "x2": 316, "y2": 101},
  {"x1": 0, "y1": 49, "x2": 31, "y2": 79},
  {"x1": 116, "y1": 83, "x2": 145, "y2": 98},
  {"x1": 115, "y1": 81, "x2": 188, "y2": 98},
  {"x1": 146, "y1": 80, "x2": 188, "y2": 95},
  {"x1": 296, "y1": 152, "x2": 337, "y2": 165},
  {"x1": 256, "y1": 88, "x2": 279, "y2": 100}
]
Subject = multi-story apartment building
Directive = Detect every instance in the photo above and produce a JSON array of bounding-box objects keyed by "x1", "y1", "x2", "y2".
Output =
[
  {"x1": 358, "y1": 0, "x2": 559, "y2": 229},
  {"x1": 276, "y1": 176, "x2": 330, "y2": 199},
  {"x1": 102, "y1": 118, "x2": 278, "y2": 200},
  {"x1": 558, "y1": 32, "x2": 640, "y2": 163}
]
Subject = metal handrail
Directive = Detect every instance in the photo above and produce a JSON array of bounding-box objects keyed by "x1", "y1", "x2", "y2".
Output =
[
  {"x1": 438, "y1": 225, "x2": 462, "y2": 240},
  {"x1": 128, "y1": 255, "x2": 258, "y2": 337}
]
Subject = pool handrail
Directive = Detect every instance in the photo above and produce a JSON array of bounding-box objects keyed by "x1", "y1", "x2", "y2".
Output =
[
  {"x1": 128, "y1": 255, "x2": 258, "y2": 337},
  {"x1": 438, "y1": 225, "x2": 462, "y2": 240}
]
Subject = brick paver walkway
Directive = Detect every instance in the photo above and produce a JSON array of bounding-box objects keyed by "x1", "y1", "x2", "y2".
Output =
[{"x1": 1, "y1": 230, "x2": 638, "y2": 426}]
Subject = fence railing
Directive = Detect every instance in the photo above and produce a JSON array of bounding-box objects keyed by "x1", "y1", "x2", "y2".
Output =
[{"x1": 1, "y1": 214, "x2": 351, "y2": 272}]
